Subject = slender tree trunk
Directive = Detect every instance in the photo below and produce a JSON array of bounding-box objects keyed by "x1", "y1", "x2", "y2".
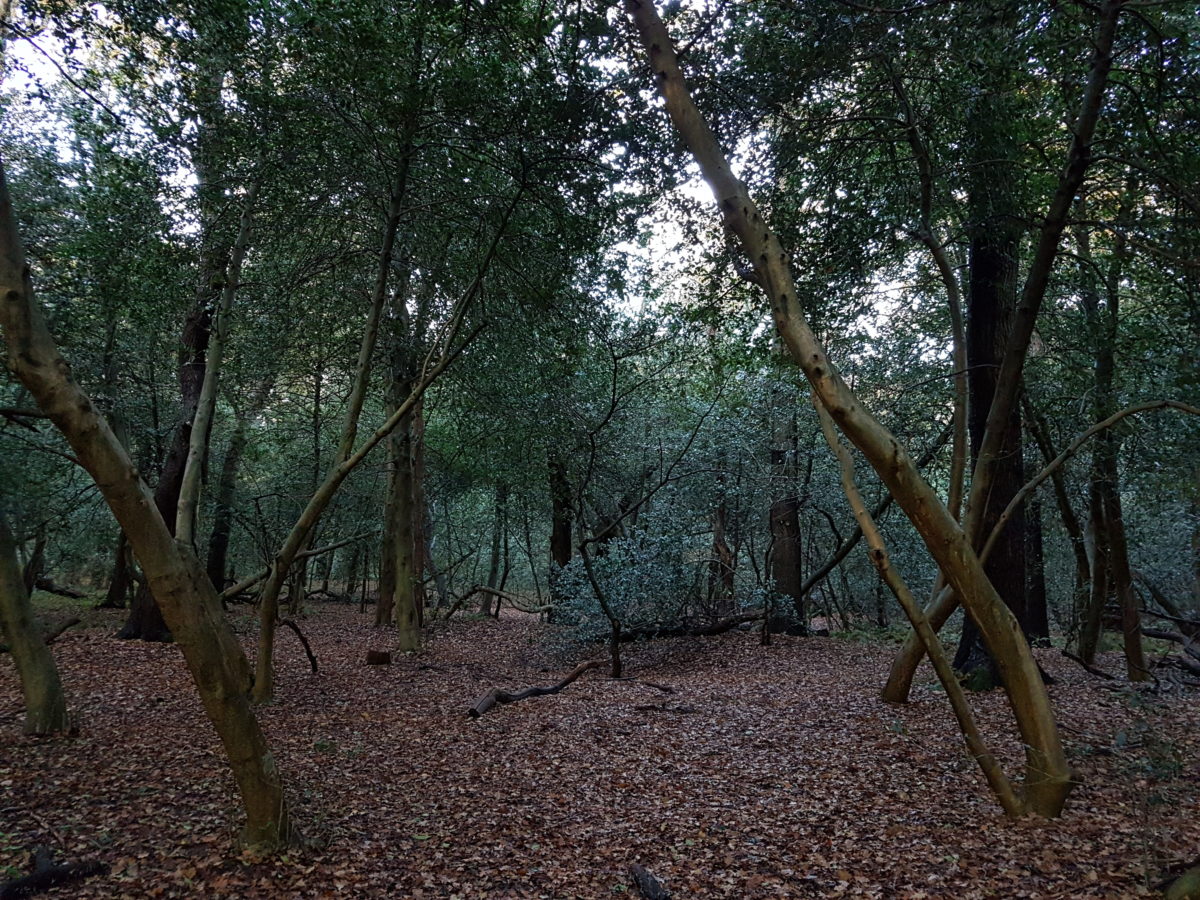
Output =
[
  {"x1": 392, "y1": 406, "x2": 420, "y2": 652},
  {"x1": 0, "y1": 512, "x2": 71, "y2": 735},
  {"x1": 482, "y1": 482, "x2": 508, "y2": 614},
  {"x1": 1, "y1": 163, "x2": 290, "y2": 845},
  {"x1": 205, "y1": 379, "x2": 272, "y2": 590},
  {"x1": 768, "y1": 381, "x2": 804, "y2": 631},
  {"x1": 99, "y1": 530, "x2": 133, "y2": 609},
  {"x1": 1025, "y1": 497, "x2": 1049, "y2": 645},
  {"x1": 548, "y1": 452, "x2": 572, "y2": 610},
  {"x1": 709, "y1": 495, "x2": 735, "y2": 618}
]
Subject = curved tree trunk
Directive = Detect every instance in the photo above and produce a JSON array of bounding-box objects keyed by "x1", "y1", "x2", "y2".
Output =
[{"x1": 1, "y1": 162, "x2": 291, "y2": 847}]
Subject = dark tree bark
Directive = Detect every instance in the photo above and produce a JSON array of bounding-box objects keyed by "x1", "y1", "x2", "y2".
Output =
[
  {"x1": 548, "y1": 452, "x2": 572, "y2": 608},
  {"x1": 1025, "y1": 497, "x2": 1050, "y2": 645},
  {"x1": 98, "y1": 530, "x2": 132, "y2": 609},
  {"x1": 952, "y1": 15, "x2": 1027, "y2": 688}
]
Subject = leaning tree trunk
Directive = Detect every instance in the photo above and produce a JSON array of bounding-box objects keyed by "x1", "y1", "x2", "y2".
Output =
[
  {"x1": 0, "y1": 161, "x2": 290, "y2": 847},
  {"x1": 0, "y1": 511, "x2": 71, "y2": 735},
  {"x1": 623, "y1": 0, "x2": 1106, "y2": 816}
]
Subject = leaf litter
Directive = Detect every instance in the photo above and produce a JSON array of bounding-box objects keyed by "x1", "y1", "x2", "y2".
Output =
[{"x1": 1, "y1": 604, "x2": 1197, "y2": 898}]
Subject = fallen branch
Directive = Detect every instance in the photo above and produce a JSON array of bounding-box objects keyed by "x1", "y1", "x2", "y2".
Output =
[
  {"x1": 593, "y1": 612, "x2": 762, "y2": 644},
  {"x1": 467, "y1": 659, "x2": 607, "y2": 718},
  {"x1": 32, "y1": 577, "x2": 85, "y2": 599},
  {"x1": 629, "y1": 864, "x2": 670, "y2": 900},
  {"x1": 1061, "y1": 649, "x2": 1115, "y2": 680},
  {"x1": 41, "y1": 616, "x2": 80, "y2": 646},
  {"x1": 220, "y1": 532, "x2": 375, "y2": 601},
  {"x1": 459, "y1": 584, "x2": 553, "y2": 615},
  {"x1": 1142, "y1": 609, "x2": 1200, "y2": 639},
  {"x1": 278, "y1": 618, "x2": 318, "y2": 673},
  {"x1": 1142, "y1": 629, "x2": 1200, "y2": 662},
  {"x1": 0, "y1": 847, "x2": 108, "y2": 900},
  {"x1": 0, "y1": 617, "x2": 80, "y2": 654}
]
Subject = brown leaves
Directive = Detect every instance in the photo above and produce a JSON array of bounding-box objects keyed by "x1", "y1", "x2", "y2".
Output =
[{"x1": 1, "y1": 606, "x2": 1197, "y2": 898}]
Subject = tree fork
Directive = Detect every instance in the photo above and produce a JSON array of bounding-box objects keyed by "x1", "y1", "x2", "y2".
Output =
[
  {"x1": 0, "y1": 159, "x2": 290, "y2": 847},
  {"x1": 624, "y1": 0, "x2": 1072, "y2": 815}
]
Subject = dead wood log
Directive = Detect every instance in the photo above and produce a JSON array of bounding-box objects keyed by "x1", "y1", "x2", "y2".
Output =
[
  {"x1": 41, "y1": 617, "x2": 80, "y2": 646},
  {"x1": 595, "y1": 611, "x2": 763, "y2": 644},
  {"x1": 278, "y1": 618, "x2": 318, "y2": 673},
  {"x1": 1061, "y1": 649, "x2": 1115, "y2": 680},
  {"x1": 629, "y1": 864, "x2": 670, "y2": 900},
  {"x1": 0, "y1": 617, "x2": 80, "y2": 654},
  {"x1": 0, "y1": 847, "x2": 108, "y2": 899},
  {"x1": 31, "y1": 577, "x2": 85, "y2": 599},
  {"x1": 468, "y1": 659, "x2": 607, "y2": 718},
  {"x1": 457, "y1": 584, "x2": 554, "y2": 616},
  {"x1": 1156, "y1": 653, "x2": 1200, "y2": 677},
  {"x1": 1143, "y1": 628, "x2": 1200, "y2": 661}
]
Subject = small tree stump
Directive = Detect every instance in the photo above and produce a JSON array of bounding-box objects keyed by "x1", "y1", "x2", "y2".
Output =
[{"x1": 365, "y1": 650, "x2": 392, "y2": 665}]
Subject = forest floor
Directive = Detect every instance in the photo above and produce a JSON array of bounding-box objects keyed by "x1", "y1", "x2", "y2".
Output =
[{"x1": 2, "y1": 600, "x2": 1198, "y2": 899}]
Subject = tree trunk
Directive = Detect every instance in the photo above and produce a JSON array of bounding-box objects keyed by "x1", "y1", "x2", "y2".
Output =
[
  {"x1": 481, "y1": 482, "x2": 508, "y2": 615},
  {"x1": 0, "y1": 512, "x2": 71, "y2": 735},
  {"x1": 548, "y1": 452, "x2": 573, "y2": 610},
  {"x1": 708, "y1": 495, "x2": 735, "y2": 618},
  {"x1": 768, "y1": 385, "x2": 804, "y2": 631},
  {"x1": 1, "y1": 163, "x2": 291, "y2": 846},
  {"x1": 951, "y1": 17, "x2": 1028, "y2": 689},
  {"x1": 99, "y1": 530, "x2": 132, "y2": 610},
  {"x1": 205, "y1": 389, "x2": 265, "y2": 591},
  {"x1": 1025, "y1": 497, "x2": 1049, "y2": 645},
  {"x1": 392, "y1": 408, "x2": 420, "y2": 652}
]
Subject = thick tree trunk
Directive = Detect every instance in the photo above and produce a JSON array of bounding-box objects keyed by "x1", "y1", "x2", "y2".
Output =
[
  {"x1": 951, "y1": 21, "x2": 1028, "y2": 688},
  {"x1": 768, "y1": 388, "x2": 804, "y2": 630},
  {"x1": 0, "y1": 512, "x2": 71, "y2": 735},
  {"x1": 1, "y1": 163, "x2": 290, "y2": 846}
]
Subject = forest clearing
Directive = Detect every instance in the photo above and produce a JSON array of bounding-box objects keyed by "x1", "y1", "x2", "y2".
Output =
[
  {"x1": 2, "y1": 0, "x2": 1200, "y2": 897},
  {"x1": 3, "y1": 601, "x2": 1199, "y2": 899}
]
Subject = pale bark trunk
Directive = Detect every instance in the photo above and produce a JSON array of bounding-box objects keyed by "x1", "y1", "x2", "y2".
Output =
[
  {"x1": 625, "y1": 0, "x2": 1078, "y2": 815},
  {"x1": 813, "y1": 397, "x2": 1021, "y2": 815},
  {"x1": 0, "y1": 512, "x2": 71, "y2": 735},
  {"x1": 176, "y1": 180, "x2": 259, "y2": 546},
  {"x1": 1, "y1": 161, "x2": 290, "y2": 846}
]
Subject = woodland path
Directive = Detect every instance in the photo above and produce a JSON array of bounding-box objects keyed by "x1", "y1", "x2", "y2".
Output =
[{"x1": 2, "y1": 603, "x2": 1197, "y2": 898}]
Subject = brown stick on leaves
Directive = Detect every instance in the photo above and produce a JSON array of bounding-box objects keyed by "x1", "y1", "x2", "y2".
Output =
[{"x1": 468, "y1": 660, "x2": 606, "y2": 718}]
